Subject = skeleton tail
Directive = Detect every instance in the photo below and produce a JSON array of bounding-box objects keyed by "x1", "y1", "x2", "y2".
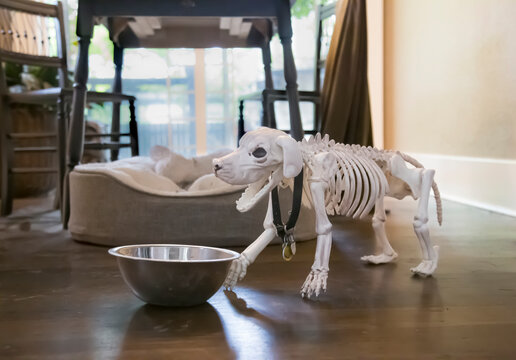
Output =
[{"x1": 398, "y1": 152, "x2": 443, "y2": 226}]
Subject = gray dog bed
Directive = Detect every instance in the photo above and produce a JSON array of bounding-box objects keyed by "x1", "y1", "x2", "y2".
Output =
[{"x1": 69, "y1": 167, "x2": 316, "y2": 247}]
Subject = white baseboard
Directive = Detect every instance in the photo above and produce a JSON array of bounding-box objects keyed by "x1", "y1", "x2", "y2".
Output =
[{"x1": 408, "y1": 153, "x2": 516, "y2": 217}]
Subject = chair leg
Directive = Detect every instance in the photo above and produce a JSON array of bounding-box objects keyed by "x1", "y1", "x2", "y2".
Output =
[
  {"x1": 265, "y1": 95, "x2": 277, "y2": 129},
  {"x1": 261, "y1": 90, "x2": 270, "y2": 128},
  {"x1": 128, "y1": 99, "x2": 139, "y2": 156},
  {"x1": 61, "y1": 170, "x2": 70, "y2": 228},
  {"x1": 111, "y1": 44, "x2": 124, "y2": 161},
  {"x1": 238, "y1": 100, "x2": 245, "y2": 142},
  {"x1": 56, "y1": 95, "x2": 66, "y2": 212},
  {"x1": 1, "y1": 99, "x2": 13, "y2": 216}
]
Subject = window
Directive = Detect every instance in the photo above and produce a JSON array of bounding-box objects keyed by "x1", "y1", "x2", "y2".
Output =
[{"x1": 62, "y1": 0, "x2": 318, "y2": 157}]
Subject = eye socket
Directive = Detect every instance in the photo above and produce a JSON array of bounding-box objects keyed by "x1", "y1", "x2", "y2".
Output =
[{"x1": 252, "y1": 147, "x2": 267, "y2": 158}]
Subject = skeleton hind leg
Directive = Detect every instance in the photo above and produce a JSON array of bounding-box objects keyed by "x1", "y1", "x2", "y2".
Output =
[
  {"x1": 388, "y1": 156, "x2": 439, "y2": 276},
  {"x1": 361, "y1": 197, "x2": 398, "y2": 264},
  {"x1": 410, "y1": 168, "x2": 439, "y2": 276}
]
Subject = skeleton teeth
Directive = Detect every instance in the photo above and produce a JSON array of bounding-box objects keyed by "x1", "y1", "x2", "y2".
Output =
[
  {"x1": 236, "y1": 176, "x2": 268, "y2": 211},
  {"x1": 236, "y1": 169, "x2": 282, "y2": 212}
]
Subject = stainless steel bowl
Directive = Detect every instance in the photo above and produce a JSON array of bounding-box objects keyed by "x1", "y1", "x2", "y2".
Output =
[{"x1": 109, "y1": 244, "x2": 239, "y2": 307}]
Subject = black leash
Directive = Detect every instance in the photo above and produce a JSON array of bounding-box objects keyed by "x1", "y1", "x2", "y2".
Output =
[{"x1": 271, "y1": 169, "x2": 304, "y2": 261}]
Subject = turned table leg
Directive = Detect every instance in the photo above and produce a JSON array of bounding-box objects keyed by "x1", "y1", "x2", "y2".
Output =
[
  {"x1": 63, "y1": 15, "x2": 93, "y2": 227},
  {"x1": 277, "y1": 0, "x2": 304, "y2": 141},
  {"x1": 261, "y1": 42, "x2": 276, "y2": 128}
]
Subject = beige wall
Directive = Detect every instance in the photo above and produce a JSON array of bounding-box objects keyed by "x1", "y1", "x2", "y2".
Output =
[
  {"x1": 367, "y1": 0, "x2": 384, "y2": 149},
  {"x1": 384, "y1": 0, "x2": 516, "y2": 159}
]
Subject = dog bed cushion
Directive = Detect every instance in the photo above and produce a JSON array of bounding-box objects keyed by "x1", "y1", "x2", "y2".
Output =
[{"x1": 69, "y1": 157, "x2": 316, "y2": 247}]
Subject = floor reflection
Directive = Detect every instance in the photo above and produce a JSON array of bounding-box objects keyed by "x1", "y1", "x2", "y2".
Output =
[
  {"x1": 414, "y1": 276, "x2": 445, "y2": 351},
  {"x1": 224, "y1": 290, "x2": 289, "y2": 329},
  {"x1": 119, "y1": 302, "x2": 235, "y2": 358},
  {"x1": 219, "y1": 289, "x2": 333, "y2": 359}
]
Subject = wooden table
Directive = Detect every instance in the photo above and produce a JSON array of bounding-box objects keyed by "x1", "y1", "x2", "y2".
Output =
[{"x1": 64, "y1": 0, "x2": 305, "y2": 226}]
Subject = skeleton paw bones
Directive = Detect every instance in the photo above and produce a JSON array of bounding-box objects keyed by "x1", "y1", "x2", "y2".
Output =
[
  {"x1": 224, "y1": 253, "x2": 250, "y2": 290},
  {"x1": 301, "y1": 269, "x2": 328, "y2": 298},
  {"x1": 215, "y1": 128, "x2": 443, "y2": 298}
]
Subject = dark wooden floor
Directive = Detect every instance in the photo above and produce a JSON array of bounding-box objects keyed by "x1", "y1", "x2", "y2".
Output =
[{"x1": 1, "y1": 196, "x2": 515, "y2": 359}]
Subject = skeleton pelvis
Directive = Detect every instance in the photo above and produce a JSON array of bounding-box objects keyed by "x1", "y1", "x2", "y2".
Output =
[{"x1": 385, "y1": 172, "x2": 414, "y2": 200}]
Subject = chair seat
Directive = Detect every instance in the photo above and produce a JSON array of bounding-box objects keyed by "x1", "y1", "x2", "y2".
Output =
[
  {"x1": 13, "y1": 146, "x2": 57, "y2": 152},
  {"x1": 84, "y1": 142, "x2": 132, "y2": 150},
  {"x1": 239, "y1": 89, "x2": 321, "y2": 103},
  {"x1": 10, "y1": 167, "x2": 58, "y2": 174},
  {"x1": 8, "y1": 88, "x2": 135, "y2": 105}
]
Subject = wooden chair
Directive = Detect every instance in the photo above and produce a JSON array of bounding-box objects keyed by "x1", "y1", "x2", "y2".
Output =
[
  {"x1": 0, "y1": 0, "x2": 138, "y2": 216},
  {"x1": 237, "y1": 2, "x2": 336, "y2": 137}
]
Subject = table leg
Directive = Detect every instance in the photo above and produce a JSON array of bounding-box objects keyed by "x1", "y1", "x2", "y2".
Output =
[
  {"x1": 111, "y1": 43, "x2": 123, "y2": 161},
  {"x1": 63, "y1": 27, "x2": 92, "y2": 227},
  {"x1": 261, "y1": 43, "x2": 277, "y2": 128},
  {"x1": 277, "y1": 1, "x2": 304, "y2": 141}
]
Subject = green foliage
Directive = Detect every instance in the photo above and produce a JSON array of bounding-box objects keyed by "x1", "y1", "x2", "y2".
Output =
[
  {"x1": 4, "y1": 62, "x2": 60, "y2": 88},
  {"x1": 89, "y1": 25, "x2": 113, "y2": 58},
  {"x1": 4, "y1": 63, "x2": 23, "y2": 87},
  {"x1": 292, "y1": 0, "x2": 332, "y2": 18},
  {"x1": 292, "y1": 0, "x2": 333, "y2": 18},
  {"x1": 291, "y1": 0, "x2": 315, "y2": 18}
]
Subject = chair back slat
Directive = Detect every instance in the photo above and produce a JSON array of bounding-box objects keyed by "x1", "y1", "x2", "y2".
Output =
[
  {"x1": 0, "y1": 49, "x2": 62, "y2": 67},
  {"x1": 55, "y1": 2, "x2": 68, "y2": 87},
  {"x1": 0, "y1": 0, "x2": 58, "y2": 17},
  {"x1": 0, "y1": 0, "x2": 65, "y2": 67}
]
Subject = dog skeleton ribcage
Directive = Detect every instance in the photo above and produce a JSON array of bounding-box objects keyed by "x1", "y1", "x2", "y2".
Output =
[{"x1": 299, "y1": 134, "x2": 442, "y2": 224}]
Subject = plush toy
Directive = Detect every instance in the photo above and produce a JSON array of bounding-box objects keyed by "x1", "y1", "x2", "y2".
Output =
[
  {"x1": 213, "y1": 127, "x2": 443, "y2": 298},
  {"x1": 150, "y1": 146, "x2": 231, "y2": 188}
]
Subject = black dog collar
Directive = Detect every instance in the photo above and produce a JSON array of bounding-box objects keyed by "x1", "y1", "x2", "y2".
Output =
[{"x1": 271, "y1": 169, "x2": 304, "y2": 261}]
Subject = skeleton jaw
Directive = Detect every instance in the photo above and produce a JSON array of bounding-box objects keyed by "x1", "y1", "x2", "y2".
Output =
[{"x1": 236, "y1": 168, "x2": 283, "y2": 212}]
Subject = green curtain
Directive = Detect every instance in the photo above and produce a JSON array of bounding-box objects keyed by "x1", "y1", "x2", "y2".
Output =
[{"x1": 319, "y1": 0, "x2": 372, "y2": 146}]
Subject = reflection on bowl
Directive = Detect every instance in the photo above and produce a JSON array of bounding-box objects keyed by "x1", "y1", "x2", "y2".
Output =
[{"x1": 109, "y1": 244, "x2": 239, "y2": 307}]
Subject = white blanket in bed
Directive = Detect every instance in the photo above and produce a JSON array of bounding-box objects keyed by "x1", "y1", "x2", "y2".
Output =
[{"x1": 74, "y1": 156, "x2": 244, "y2": 197}]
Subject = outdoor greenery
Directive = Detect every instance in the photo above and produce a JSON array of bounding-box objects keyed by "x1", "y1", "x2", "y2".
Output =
[
  {"x1": 5, "y1": 63, "x2": 61, "y2": 88},
  {"x1": 292, "y1": 0, "x2": 331, "y2": 18}
]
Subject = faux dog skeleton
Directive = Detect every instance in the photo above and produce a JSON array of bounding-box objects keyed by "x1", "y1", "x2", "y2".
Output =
[{"x1": 213, "y1": 127, "x2": 442, "y2": 298}]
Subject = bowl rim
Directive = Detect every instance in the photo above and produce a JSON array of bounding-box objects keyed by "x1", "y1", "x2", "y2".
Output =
[{"x1": 108, "y1": 244, "x2": 240, "y2": 263}]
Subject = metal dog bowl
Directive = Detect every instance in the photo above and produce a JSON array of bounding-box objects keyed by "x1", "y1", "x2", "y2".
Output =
[{"x1": 109, "y1": 244, "x2": 239, "y2": 307}]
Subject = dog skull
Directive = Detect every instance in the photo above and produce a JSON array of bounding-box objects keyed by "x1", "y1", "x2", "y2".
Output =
[{"x1": 213, "y1": 127, "x2": 303, "y2": 212}]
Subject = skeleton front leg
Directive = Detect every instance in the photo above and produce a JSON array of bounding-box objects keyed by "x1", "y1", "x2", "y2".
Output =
[
  {"x1": 301, "y1": 179, "x2": 332, "y2": 298},
  {"x1": 224, "y1": 194, "x2": 276, "y2": 290}
]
